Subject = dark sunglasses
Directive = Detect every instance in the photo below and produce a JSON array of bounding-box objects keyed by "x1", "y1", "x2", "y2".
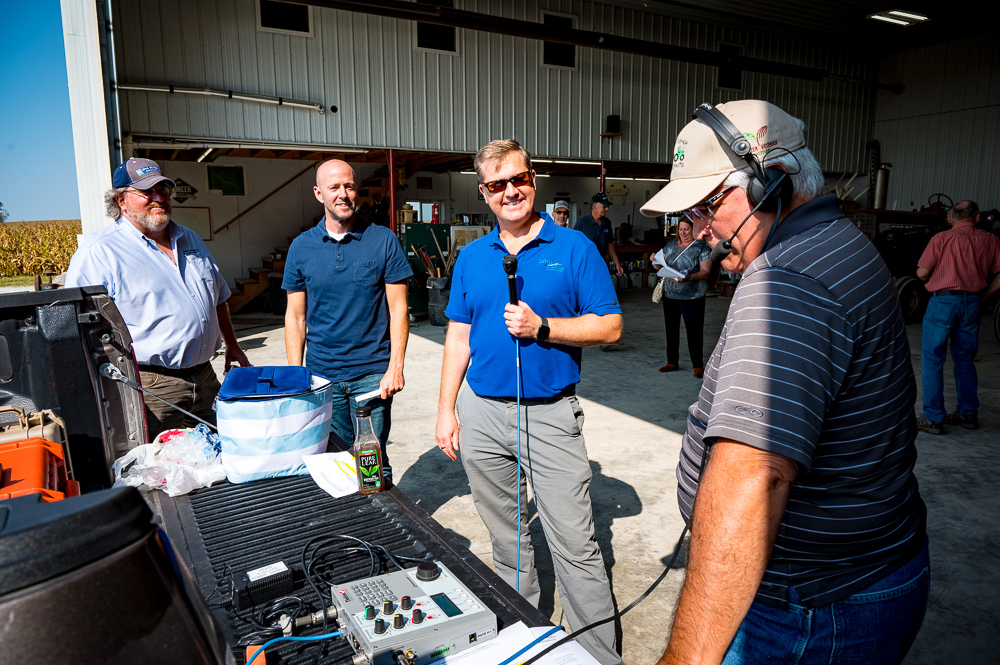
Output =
[{"x1": 481, "y1": 170, "x2": 533, "y2": 194}]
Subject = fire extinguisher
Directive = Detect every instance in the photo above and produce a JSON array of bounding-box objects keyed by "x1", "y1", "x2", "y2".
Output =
[{"x1": 431, "y1": 203, "x2": 440, "y2": 224}]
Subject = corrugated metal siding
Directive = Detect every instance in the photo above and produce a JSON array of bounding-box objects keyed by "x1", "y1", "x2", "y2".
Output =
[
  {"x1": 873, "y1": 34, "x2": 999, "y2": 209},
  {"x1": 112, "y1": 0, "x2": 876, "y2": 171}
]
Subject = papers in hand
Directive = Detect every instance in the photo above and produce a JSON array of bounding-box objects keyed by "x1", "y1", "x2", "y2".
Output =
[
  {"x1": 652, "y1": 249, "x2": 685, "y2": 281},
  {"x1": 427, "y1": 621, "x2": 600, "y2": 665},
  {"x1": 303, "y1": 452, "x2": 359, "y2": 498}
]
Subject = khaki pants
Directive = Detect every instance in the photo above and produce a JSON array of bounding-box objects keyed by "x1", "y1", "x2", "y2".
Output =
[
  {"x1": 139, "y1": 362, "x2": 221, "y2": 439},
  {"x1": 456, "y1": 388, "x2": 623, "y2": 665}
]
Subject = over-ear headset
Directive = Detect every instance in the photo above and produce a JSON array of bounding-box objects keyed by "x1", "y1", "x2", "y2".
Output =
[
  {"x1": 692, "y1": 103, "x2": 793, "y2": 262},
  {"x1": 693, "y1": 103, "x2": 793, "y2": 213}
]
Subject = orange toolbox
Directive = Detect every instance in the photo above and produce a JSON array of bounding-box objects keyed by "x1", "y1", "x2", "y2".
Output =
[{"x1": 0, "y1": 438, "x2": 80, "y2": 502}]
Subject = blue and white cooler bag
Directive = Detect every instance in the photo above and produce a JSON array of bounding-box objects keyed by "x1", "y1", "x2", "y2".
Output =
[{"x1": 215, "y1": 367, "x2": 333, "y2": 483}]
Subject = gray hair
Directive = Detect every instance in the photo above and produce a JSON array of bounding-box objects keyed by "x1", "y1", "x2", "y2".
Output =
[
  {"x1": 104, "y1": 186, "x2": 130, "y2": 219},
  {"x1": 950, "y1": 200, "x2": 979, "y2": 221},
  {"x1": 723, "y1": 146, "x2": 826, "y2": 202}
]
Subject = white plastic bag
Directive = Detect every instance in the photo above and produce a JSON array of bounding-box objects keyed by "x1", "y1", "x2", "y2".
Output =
[{"x1": 112, "y1": 425, "x2": 226, "y2": 496}]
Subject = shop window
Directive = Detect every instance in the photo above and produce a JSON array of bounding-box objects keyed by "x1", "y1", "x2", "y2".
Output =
[
  {"x1": 415, "y1": 0, "x2": 458, "y2": 55},
  {"x1": 717, "y1": 43, "x2": 744, "y2": 91},
  {"x1": 257, "y1": 0, "x2": 313, "y2": 37},
  {"x1": 541, "y1": 12, "x2": 576, "y2": 70}
]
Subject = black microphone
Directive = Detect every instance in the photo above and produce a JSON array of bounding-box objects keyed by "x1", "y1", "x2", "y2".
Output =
[
  {"x1": 708, "y1": 174, "x2": 788, "y2": 263},
  {"x1": 502, "y1": 254, "x2": 518, "y2": 305}
]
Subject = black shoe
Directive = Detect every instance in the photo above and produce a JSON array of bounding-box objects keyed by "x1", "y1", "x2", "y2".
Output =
[
  {"x1": 944, "y1": 412, "x2": 979, "y2": 430},
  {"x1": 916, "y1": 416, "x2": 943, "y2": 435}
]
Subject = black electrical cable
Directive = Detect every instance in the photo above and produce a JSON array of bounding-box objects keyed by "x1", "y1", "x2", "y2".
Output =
[
  {"x1": 300, "y1": 534, "x2": 427, "y2": 635},
  {"x1": 519, "y1": 443, "x2": 711, "y2": 665}
]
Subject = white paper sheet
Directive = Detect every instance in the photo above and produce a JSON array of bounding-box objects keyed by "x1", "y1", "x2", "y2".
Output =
[
  {"x1": 428, "y1": 621, "x2": 600, "y2": 665},
  {"x1": 652, "y1": 249, "x2": 685, "y2": 281},
  {"x1": 657, "y1": 264, "x2": 685, "y2": 281},
  {"x1": 302, "y1": 452, "x2": 359, "y2": 498}
]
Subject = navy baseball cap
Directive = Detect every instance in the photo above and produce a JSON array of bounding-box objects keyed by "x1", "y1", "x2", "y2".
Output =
[
  {"x1": 112, "y1": 158, "x2": 175, "y2": 190},
  {"x1": 591, "y1": 192, "x2": 611, "y2": 207}
]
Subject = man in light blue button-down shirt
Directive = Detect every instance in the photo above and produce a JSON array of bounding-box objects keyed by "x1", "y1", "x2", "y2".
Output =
[{"x1": 67, "y1": 158, "x2": 248, "y2": 436}]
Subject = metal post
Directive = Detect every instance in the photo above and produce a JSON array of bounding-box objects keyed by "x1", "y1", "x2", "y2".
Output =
[
  {"x1": 600, "y1": 160, "x2": 606, "y2": 193},
  {"x1": 388, "y1": 149, "x2": 397, "y2": 233}
]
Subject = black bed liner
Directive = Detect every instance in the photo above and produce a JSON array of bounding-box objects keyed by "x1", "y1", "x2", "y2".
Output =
[{"x1": 149, "y1": 475, "x2": 549, "y2": 664}]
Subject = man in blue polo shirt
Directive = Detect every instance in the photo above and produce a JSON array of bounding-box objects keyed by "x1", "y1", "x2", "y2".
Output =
[
  {"x1": 435, "y1": 140, "x2": 624, "y2": 665},
  {"x1": 283, "y1": 159, "x2": 412, "y2": 482},
  {"x1": 67, "y1": 158, "x2": 249, "y2": 435}
]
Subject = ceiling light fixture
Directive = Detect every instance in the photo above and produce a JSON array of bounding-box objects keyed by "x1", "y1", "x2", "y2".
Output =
[
  {"x1": 886, "y1": 9, "x2": 929, "y2": 21},
  {"x1": 868, "y1": 9, "x2": 929, "y2": 26}
]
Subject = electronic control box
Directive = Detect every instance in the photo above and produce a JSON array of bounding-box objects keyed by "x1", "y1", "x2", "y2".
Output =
[{"x1": 331, "y1": 560, "x2": 497, "y2": 665}]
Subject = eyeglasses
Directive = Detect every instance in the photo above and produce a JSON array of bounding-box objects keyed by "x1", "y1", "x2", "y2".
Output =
[
  {"x1": 481, "y1": 170, "x2": 533, "y2": 194},
  {"x1": 552, "y1": 209, "x2": 569, "y2": 215},
  {"x1": 128, "y1": 185, "x2": 173, "y2": 199},
  {"x1": 682, "y1": 186, "x2": 735, "y2": 222}
]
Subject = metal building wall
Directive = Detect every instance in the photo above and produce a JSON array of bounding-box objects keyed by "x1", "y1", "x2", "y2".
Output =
[
  {"x1": 112, "y1": 0, "x2": 876, "y2": 171},
  {"x1": 872, "y1": 34, "x2": 999, "y2": 210}
]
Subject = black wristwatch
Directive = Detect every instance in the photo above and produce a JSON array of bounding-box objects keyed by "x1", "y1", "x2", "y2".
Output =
[{"x1": 536, "y1": 316, "x2": 550, "y2": 340}]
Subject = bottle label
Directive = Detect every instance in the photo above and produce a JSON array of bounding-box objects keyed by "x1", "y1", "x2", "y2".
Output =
[{"x1": 358, "y1": 451, "x2": 382, "y2": 491}]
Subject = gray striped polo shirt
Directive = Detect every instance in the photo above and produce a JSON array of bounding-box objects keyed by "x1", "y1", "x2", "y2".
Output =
[{"x1": 677, "y1": 194, "x2": 926, "y2": 609}]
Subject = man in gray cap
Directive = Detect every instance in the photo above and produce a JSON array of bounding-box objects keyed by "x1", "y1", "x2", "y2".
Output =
[
  {"x1": 67, "y1": 158, "x2": 248, "y2": 436},
  {"x1": 642, "y1": 100, "x2": 927, "y2": 664},
  {"x1": 551, "y1": 199, "x2": 571, "y2": 227}
]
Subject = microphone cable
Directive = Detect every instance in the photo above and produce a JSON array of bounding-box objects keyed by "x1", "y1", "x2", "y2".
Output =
[{"x1": 517, "y1": 439, "x2": 711, "y2": 665}]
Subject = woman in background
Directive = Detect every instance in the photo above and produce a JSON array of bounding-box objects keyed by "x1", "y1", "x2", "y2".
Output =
[{"x1": 653, "y1": 217, "x2": 712, "y2": 378}]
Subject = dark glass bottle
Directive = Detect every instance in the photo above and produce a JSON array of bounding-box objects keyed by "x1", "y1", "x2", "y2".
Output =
[{"x1": 353, "y1": 406, "x2": 383, "y2": 494}]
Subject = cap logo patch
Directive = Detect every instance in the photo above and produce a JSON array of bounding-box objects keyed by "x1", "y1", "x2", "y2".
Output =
[
  {"x1": 753, "y1": 125, "x2": 778, "y2": 156},
  {"x1": 136, "y1": 166, "x2": 161, "y2": 175},
  {"x1": 673, "y1": 145, "x2": 686, "y2": 164}
]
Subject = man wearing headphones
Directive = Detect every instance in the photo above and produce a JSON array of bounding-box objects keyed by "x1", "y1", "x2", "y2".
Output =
[{"x1": 641, "y1": 100, "x2": 928, "y2": 665}]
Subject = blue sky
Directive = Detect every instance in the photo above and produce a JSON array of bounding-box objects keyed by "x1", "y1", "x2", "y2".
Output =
[{"x1": 0, "y1": 1, "x2": 79, "y2": 222}]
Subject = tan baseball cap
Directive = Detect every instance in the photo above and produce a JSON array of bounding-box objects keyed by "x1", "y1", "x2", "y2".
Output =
[{"x1": 641, "y1": 100, "x2": 806, "y2": 216}]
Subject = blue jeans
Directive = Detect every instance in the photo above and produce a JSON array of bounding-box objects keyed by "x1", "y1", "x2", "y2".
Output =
[
  {"x1": 723, "y1": 538, "x2": 930, "y2": 665},
  {"x1": 327, "y1": 372, "x2": 393, "y2": 478},
  {"x1": 921, "y1": 294, "x2": 981, "y2": 422}
]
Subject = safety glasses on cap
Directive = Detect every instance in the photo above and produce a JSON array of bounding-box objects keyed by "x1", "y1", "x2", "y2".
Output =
[
  {"x1": 481, "y1": 170, "x2": 533, "y2": 194},
  {"x1": 682, "y1": 185, "x2": 735, "y2": 222}
]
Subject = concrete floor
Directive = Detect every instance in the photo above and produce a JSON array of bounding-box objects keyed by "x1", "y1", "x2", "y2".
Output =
[{"x1": 222, "y1": 287, "x2": 999, "y2": 665}]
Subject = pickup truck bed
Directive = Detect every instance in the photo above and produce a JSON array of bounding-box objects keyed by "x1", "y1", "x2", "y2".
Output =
[{"x1": 148, "y1": 475, "x2": 549, "y2": 664}]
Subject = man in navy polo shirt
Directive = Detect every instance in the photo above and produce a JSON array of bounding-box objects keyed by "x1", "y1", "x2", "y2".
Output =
[
  {"x1": 283, "y1": 159, "x2": 412, "y2": 482},
  {"x1": 574, "y1": 192, "x2": 624, "y2": 276},
  {"x1": 435, "y1": 139, "x2": 624, "y2": 665}
]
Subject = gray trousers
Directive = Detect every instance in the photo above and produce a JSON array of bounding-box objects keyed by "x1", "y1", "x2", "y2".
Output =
[{"x1": 457, "y1": 388, "x2": 623, "y2": 665}]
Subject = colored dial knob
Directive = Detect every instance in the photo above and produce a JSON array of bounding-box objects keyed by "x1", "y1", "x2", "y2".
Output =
[
  {"x1": 373, "y1": 618, "x2": 386, "y2": 634},
  {"x1": 400, "y1": 596, "x2": 412, "y2": 611},
  {"x1": 411, "y1": 609, "x2": 424, "y2": 624},
  {"x1": 382, "y1": 600, "x2": 394, "y2": 615},
  {"x1": 364, "y1": 605, "x2": 377, "y2": 620},
  {"x1": 416, "y1": 561, "x2": 440, "y2": 581},
  {"x1": 393, "y1": 613, "x2": 405, "y2": 629}
]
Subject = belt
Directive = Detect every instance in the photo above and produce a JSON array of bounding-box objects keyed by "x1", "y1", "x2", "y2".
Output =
[
  {"x1": 932, "y1": 289, "x2": 979, "y2": 297},
  {"x1": 488, "y1": 386, "x2": 575, "y2": 404},
  {"x1": 137, "y1": 361, "x2": 211, "y2": 378}
]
